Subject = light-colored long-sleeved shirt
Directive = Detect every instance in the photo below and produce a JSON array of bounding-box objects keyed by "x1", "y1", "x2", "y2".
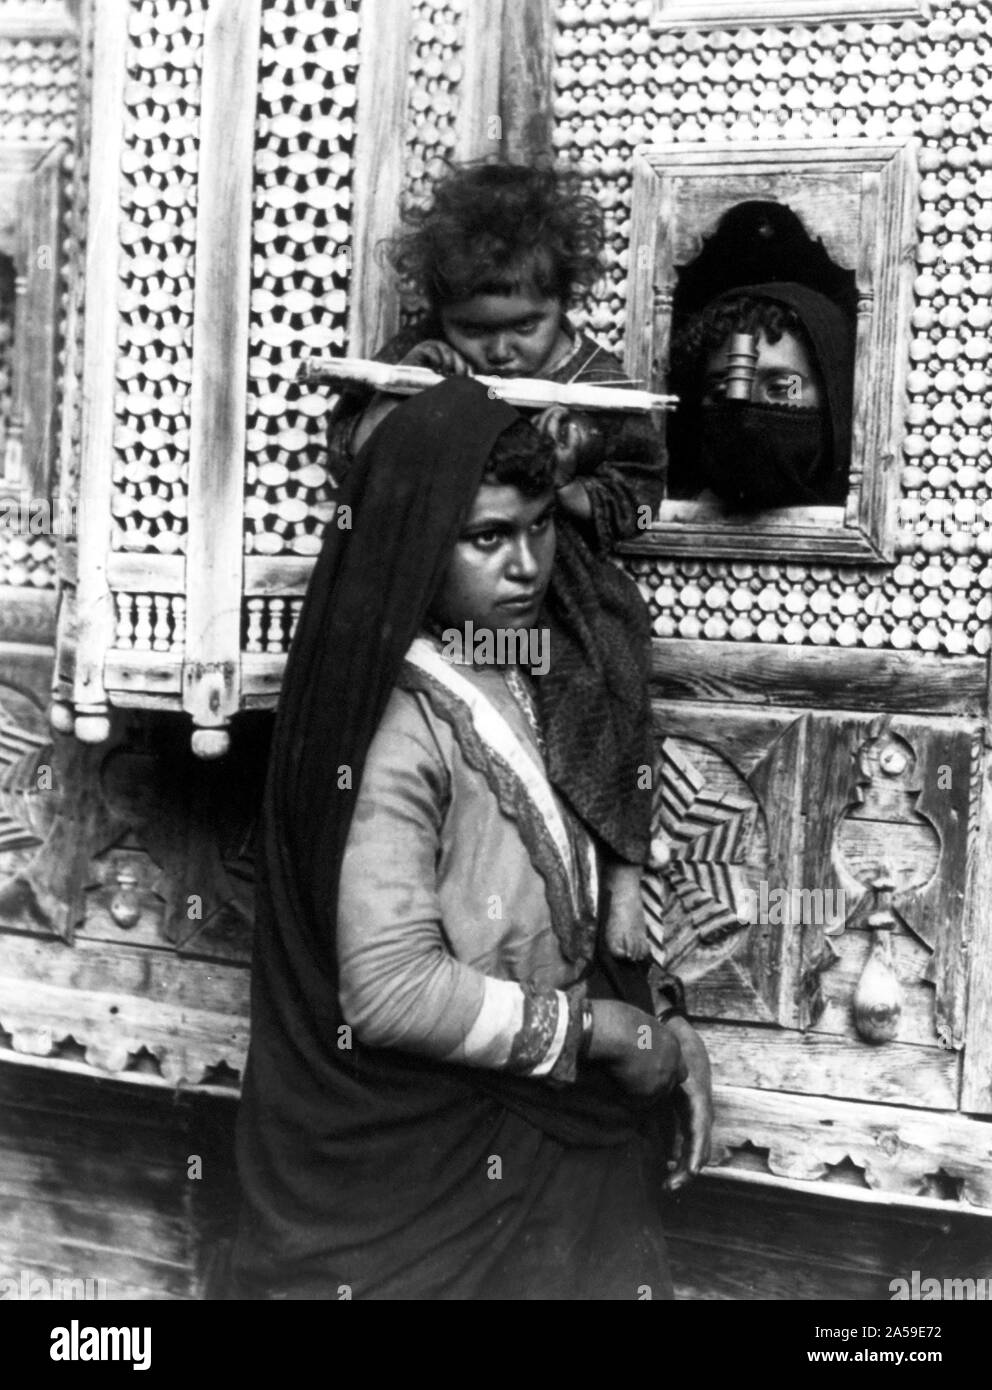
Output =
[{"x1": 337, "y1": 640, "x2": 600, "y2": 1082}]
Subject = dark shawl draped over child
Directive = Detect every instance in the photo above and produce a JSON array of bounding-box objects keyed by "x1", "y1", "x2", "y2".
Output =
[{"x1": 231, "y1": 379, "x2": 662, "y2": 1300}]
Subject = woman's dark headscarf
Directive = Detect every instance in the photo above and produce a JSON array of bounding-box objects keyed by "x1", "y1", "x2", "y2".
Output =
[
  {"x1": 745, "y1": 281, "x2": 854, "y2": 491},
  {"x1": 270, "y1": 376, "x2": 517, "y2": 916},
  {"x1": 669, "y1": 280, "x2": 854, "y2": 507},
  {"x1": 231, "y1": 377, "x2": 655, "y2": 1299}
]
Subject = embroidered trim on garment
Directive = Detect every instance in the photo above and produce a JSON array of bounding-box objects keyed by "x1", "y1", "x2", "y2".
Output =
[
  {"x1": 398, "y1": 642, "x2": 599, "y2": 964},
  {"x1": 440, "y1": 979, "x2": 572, "y2": 1080},
  {"x1": 406, "y1": 637, "x2": 597, "y2": 916},
  {"x1": 508, "y1": 985, "x2": 568, "y2": 1077}
]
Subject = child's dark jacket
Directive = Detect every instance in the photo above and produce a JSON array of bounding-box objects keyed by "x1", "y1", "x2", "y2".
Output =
[{"x1": 327, "y1": 314, "x2": 665, "y2": 554}]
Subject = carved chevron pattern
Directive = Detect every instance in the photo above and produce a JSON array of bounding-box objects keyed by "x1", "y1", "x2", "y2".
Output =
[
  {"x1": 643, "y1": 738, "x2": 753, "y2": 968},
  {"x1": 0, "y1": 704, "x2": 49, "y2": 853}
]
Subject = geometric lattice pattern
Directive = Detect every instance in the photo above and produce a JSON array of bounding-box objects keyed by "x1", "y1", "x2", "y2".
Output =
[
  {"x1": 629, "y1": 552, "x2": 992, "y2": 658},
  {"x1": 243, "y1": 0, "x2": 358, "y2": 560},
  {"x1": 0, "y1": 24, "x2": 79, "y2": 591},
  {"x1": 554, "y1": 0, "x2": 992, "y2": 656},
  {"x1": 397, "y1": 0, "x2": 466, "y2": 326},
  {"x1": 111, "y1": 0, "x2": 207, "y2": 555},
  {"x1": 403, "y1": 0, "x2": 465, "y2": 208},
  {"x1": 0, "y1": 30, "x2": 77, "y2": 143}
]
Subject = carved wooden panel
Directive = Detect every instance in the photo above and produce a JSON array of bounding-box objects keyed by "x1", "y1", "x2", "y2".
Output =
[
  {"x1": 0, "y1": 671, "x2": 258, "y2": 1092},
  {"x1": 801, "y1": 714, "x2": 974, "y2": 1049},
  {"x1": 644, "y1": 706, "x2": 805, "y2": 1027},
  {"x1": 0, "y1": 932, "x2": 249, "y2": 1087},
  {"x1": 711, "y1": 1085, "x2": 992, "y2": 1208},
  {"x1": 649, "y1": 699, "x2": 977, "y2": 1109},
  {"x1": 0, "y1": 672, "x2": 53, "y2": 875}
]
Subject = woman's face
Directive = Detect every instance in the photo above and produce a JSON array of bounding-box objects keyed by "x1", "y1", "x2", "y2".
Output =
[
  {"x1": 439, "y1": 289, "x2": 569, "y2": 377},
  {"x1": 431, "y1": 482, "x2": 556, "y2": 634}
]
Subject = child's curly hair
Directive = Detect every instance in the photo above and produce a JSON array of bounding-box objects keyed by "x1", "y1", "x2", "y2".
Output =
[
  {"x1": 387, "y1": 161, "x2": 605, "y2": 309},
  {"x1": 484, "y1": 417, "x2": 557, "y2": 497},
  {"x1": 669, "y1": 295, "x2": 807, "y2": 399}
]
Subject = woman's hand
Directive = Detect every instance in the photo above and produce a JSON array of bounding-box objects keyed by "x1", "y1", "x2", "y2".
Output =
[
  {"x1": 661, "y1": 1017, "x2": 714, "y2": 1191},
  {"x1": 588, "y1": 999, "x2": 687, "y2": 1100},
  {"x1": 399, "y1": 340, "x2": 472, "y2": 376}
]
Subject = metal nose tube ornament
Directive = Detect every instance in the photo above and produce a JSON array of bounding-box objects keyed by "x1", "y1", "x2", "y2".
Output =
[{"x1": 724, "y1": 332, "x2": 759, "y2": 402}]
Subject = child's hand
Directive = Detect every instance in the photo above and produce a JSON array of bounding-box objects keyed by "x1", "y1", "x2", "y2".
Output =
[
  {"x1": 399, "y1": 340, "x2": 472, "y2": 376},
  {"x1": 535, "y1": 405, "x2": 583, "y2": 485}
]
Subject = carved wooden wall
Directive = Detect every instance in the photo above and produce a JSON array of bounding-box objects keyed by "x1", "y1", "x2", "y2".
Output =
[
  {"x1": 1, "y1": 0, "x2": 991, "y2": 1259},
  {"x1": 550, "y1": 0, "x2": 992, "y2": 1206}
]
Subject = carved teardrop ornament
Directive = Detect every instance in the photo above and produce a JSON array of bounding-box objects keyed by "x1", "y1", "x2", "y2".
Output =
[{"x1": 853, "y1": 910, "x2": 903, "y2": 1045}]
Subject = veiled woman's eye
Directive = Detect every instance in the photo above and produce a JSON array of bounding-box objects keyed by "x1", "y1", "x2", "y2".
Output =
[{"x1": 764, "y1": 373, "x2": 803, "y2": 404}]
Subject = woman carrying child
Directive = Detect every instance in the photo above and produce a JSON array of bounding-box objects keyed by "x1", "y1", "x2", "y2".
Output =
[
  {"x1": 328, "y1": 159, "x2": 667, "y2": 963},
  {"x1": 230, "y1": 379, "x2": 711, "y2": 1299}
]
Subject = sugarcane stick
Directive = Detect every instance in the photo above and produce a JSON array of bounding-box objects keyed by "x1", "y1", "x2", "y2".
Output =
[{"x1": 298, "y1": 355, "x2": 678, "y2": 414}]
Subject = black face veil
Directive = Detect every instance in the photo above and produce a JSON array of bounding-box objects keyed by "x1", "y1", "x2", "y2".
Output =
[{"x1": 734, "y1": 279, "x2": 855, "y2": 502}]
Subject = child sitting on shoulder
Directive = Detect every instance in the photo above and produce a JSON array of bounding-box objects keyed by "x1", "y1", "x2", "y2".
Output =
[
  {"x1": 327, "y1": 160, "x2": 667, "y2": 965},
  {"x1": 329, "y1": 161, "x2": 663, "y2": 549}
]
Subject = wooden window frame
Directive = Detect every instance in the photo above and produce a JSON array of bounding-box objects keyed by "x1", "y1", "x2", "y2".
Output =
[
  {"x1": 649, "y1": 0, "x2": 929, "y2": 30},
  {"x1": 621, "y1": 139, "x2": 919, "y2": 564},
  {"x1": 0, "y1": 2, "x2": 78, "y2": 41}
]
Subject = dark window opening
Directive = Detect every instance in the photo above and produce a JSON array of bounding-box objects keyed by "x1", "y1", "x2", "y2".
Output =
[{"x1": 666, "y1": 202, "x2": 857, "y2": 512}]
